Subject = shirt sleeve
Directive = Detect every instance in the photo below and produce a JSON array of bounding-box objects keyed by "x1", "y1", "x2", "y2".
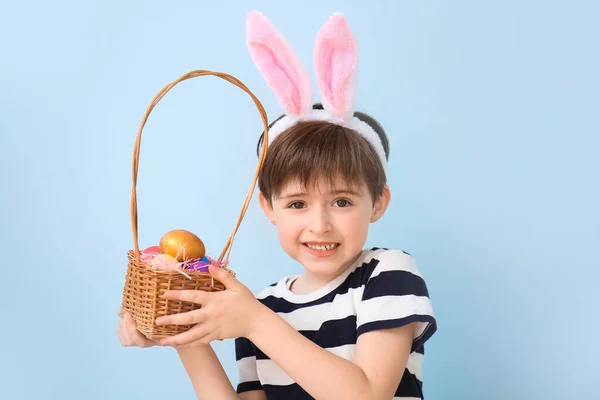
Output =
[
  {"x1": 356, "y1": 250, "x2": 437, "y2": 352},
  {"x1": 234, "y1": 337, "x2": 263, "y2": 394}
]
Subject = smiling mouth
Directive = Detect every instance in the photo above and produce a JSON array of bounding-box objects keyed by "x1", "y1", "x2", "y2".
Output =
[{"x1": 304, "y1": 243, "x2": 340, "y2": 251}]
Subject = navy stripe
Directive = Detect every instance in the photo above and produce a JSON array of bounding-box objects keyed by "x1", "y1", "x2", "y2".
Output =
[
  {"x1": 259, "y1": 290, "x2": 339, "y2": 313},
  {"x1": 263, "y1": 383, "x2": 311, "y2": 399},
  {"x1": 362, "y1": 270, "x2": 429, "y2": 300},
  {"x1": 350, "y1": 257, "x2": 380, "y2": 288},
  {"x1": 254, "y1": 315, "x2": 358, "y2": 360},
  {"x1": 237, "y1": 381, "x2": 263, "y2": 394},
  {"x1": 314, "y1": 315, "x2": 357, "y2": 348},
  {"x1": 251, "y1": 341, "x2": 268, "y2": 361},
  {"x1": 252, "y1": 322, "x2": 356, "y2": 360},
  {"x1": 358, "y1": 314, "x2": 437, "y2": 352},
  {"x1": 235, "y1": 337, "x2": 255, "y2": 360},
  {"x1": 395, "y1": 368, "x2": 424, "y2": 398}
]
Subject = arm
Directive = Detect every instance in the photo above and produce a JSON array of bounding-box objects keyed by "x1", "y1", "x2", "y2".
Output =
[
  {"x1": 248, "y1": 302, "x2": 416, "y2": 400},
  {"x1": 239, "y1": 391, "x2": 268, "y2": 400},
  {"x1": 178, "y1": 345, "x2": 267, "y2": 400},
  {"x1": 176, "y1": 345, "x2": 241, "y2": 400},
  {"x1": 177, "y1": 345, "x2": 267, "y2": 400},
  {"x1": 118, "y1": 314, "x2": 252, "y2": 400}
]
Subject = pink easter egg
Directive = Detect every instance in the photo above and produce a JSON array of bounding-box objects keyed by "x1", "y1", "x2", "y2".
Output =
[{"x1": 140, "y1": 245, "x2": 161, "y2": 264}]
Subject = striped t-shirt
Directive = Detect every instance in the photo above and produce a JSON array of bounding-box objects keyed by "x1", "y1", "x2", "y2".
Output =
[{"x1": 235, "y1": 247, "x2": 437, "y2": 399}]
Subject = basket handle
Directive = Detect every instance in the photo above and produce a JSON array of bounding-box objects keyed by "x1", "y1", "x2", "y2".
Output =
[{"x1": 131, "y1": 70, "x2": 269, "y2": 264}]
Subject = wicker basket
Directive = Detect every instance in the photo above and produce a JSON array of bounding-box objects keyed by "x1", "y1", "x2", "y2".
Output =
[{"x1": 119, "y1": 70, "x2": 269, "y2": 340}]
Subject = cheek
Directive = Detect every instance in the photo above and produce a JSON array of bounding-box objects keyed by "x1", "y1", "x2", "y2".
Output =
[
  {"x1": 273, "y1": 213, "x2": 302, "y2": 238},
  {"x1": 338, "y1": 209, "x2": 371, "y2": 239}
]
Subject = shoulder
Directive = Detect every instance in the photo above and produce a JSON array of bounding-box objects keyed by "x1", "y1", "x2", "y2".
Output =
[
  {"x1": 354, "y1": 248, "x2": 437, "y2": 349},
  {"x1": 354, "y1": 247, "x2": 423, "y2": 285}
]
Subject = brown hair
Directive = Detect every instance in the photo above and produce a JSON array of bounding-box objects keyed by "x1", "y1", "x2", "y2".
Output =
[{"x1": 256, "y1": 104, "x2": 389, "y2": 204}]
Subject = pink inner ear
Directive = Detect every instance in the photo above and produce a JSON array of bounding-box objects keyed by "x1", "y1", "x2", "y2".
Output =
[
  {"x1": 314, "y1": 14, "x2": 358, "y2": 121},
  {"x1": 250, "y1": 44, "x2": 305, "y2": 116},
  {"x1": 247, "y1": 11, "x2": 312, "y2": 117}
]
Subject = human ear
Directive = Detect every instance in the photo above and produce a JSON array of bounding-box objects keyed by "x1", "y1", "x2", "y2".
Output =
[
  {"x1": 258, "y1": 192, "x2": 276, "y2": 225},
  {"x1": 370, "y1": 185, "x2": 391, "y2": 223}
]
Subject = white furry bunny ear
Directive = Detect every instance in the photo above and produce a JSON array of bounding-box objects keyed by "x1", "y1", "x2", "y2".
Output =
[
  {"x1": 313, "y1": 13, "x2": 358, "y2": 122},
  {"x1": 246, "y1": 11, "x2": 313, "y2": 118}
]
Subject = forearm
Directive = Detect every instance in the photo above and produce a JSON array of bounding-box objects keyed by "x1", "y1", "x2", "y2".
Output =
[
  {"x1": 177, "y1": 345, "x2": 241, "y2": 400},
  {"x1": 248, "y1": 305, "x2": 374, "y2": 400}
]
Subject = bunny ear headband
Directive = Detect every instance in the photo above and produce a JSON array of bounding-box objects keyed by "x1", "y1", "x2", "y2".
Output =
[{"x1": 246, "y1": 11, "x2": 388, "y2": 171}]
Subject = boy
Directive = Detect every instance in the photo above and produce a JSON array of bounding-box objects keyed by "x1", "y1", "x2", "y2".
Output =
[{"x1": 117, "y1": 11, "x2": 436, "y2": 400}]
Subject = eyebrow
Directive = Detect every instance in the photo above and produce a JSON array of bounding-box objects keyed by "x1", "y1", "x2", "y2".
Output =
[{"x1": 276, "y1": 189, "x2": 361, "y2": 200}]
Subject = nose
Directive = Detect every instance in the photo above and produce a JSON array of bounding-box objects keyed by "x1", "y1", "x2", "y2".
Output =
[{"x1": 308, "y1": 206, "x2": 332, "y2": 235}]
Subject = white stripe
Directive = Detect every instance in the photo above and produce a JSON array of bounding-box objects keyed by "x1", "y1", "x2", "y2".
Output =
[
  {"x1": 369, "y1": 250, "x2": 423, "y2": 280},
  {"x1": 257, "y1": 284, "x2": 279, "y2": 300},
  {"x1": 357, "y1": 294, "x2": 434, "y2": 341},
  {"x1": 277, "y1": 286, "x2": 364, "y2": 330},
  {"x1": 237, "y1": 356, "x2": 259, "y2": 384},
  {"x1": 255, "y1": 344, "x2": 357, "y2": 386},
  {"x1": 357, "y1": 295, "x2": 434, "y2": 326},
  {"x1": 256, "y1": 359, "x2": 295, "y2": 386},
  {"x1": 406, "y1": 352, "x2": 424, "y2": 381}
]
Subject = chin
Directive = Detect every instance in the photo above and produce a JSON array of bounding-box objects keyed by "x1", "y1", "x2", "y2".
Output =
[{"x1": 299, "y1": 243, "x2": 360, "y2": 276}]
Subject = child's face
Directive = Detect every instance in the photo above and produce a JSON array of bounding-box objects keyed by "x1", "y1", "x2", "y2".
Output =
[{"x1": 259, "y1": 176, "x2": 390, "y2": 282}]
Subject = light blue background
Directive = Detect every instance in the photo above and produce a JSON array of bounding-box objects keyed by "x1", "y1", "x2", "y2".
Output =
[{"x1": 1, "y1": 0, "x2": 598, "y2": 399}]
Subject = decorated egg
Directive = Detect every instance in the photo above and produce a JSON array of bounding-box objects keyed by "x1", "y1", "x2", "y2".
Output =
[
  {"x1": 140, "y1": 253, "x2": 154, "y2": 264},
  {"x1": 140, "y1": 245, "x2": 161, "y2": 263},
  {"x1": 187, "y1": 259, "x2": 209, "y2": 272},
  {"x1": 151, "y1": 253, "x2": 177, "y2": 270},
  {"x1": 159, "y1": 229, "x2": 205, "y2": 262}
]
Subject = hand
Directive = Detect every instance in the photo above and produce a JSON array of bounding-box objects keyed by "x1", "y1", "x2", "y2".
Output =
[
  {"x1": 117, "y1": 312, "x2": 160, "y2": 348},
  {"x1": 155, "y1": 265, "x2": 264, "y2": 349}
]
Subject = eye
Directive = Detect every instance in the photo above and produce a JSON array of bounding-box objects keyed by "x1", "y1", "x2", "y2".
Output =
[
  {"x1": 288, "y1": 201, "x2": 306, "y2": 209},
  {"x1": 334, "y1": 199, "x2": 352, "y2": 208}
]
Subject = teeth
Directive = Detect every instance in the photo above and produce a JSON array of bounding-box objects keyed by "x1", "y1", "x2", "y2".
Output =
[{"x1": 306, "y1": 243, "x2": 338, "y2": 251}]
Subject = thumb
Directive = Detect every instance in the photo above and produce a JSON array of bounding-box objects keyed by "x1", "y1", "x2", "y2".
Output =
[{"x1": 209, "y1": 265, "x2": 240, "y2": 289}]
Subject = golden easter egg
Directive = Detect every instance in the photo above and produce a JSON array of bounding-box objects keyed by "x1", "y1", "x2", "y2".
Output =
[{"x1": 159, "y1": 229, "x2": 205, "y2": 261}]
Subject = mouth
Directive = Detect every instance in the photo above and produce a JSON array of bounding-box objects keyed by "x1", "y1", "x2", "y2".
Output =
[{"x1": 303, "y1": 242, "x2": 340, "y2": 252}]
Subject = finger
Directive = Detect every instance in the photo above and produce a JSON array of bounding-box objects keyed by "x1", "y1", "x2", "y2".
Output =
[
  {"x1": 119, "y1": 314, "x2": 137, "y2": 347},
  {"x1": 117, "y1": 318, "x2": 131, "y2": 347},
  {"x1": 155, "y1": 308, "x2": 207, "y2": 327},
  {"x1": 160, "y1": 323, "x2": 211, "y2": 347},
  {"x1": 125, "y1": 314, "x2": 152, "y2": 348},
  {"x1": 163, "y1": 290, "x2": 207, "y2": 304},
  {"x1": 209, "y1": 265, "x2": 240, "y2": 290}
]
